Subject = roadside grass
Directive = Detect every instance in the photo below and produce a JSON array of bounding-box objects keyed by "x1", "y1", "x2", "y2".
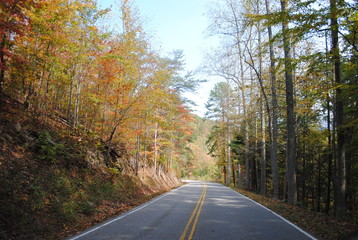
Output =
[{"x1": 233, "y1": 188, "x2": 358, "y2": 240}]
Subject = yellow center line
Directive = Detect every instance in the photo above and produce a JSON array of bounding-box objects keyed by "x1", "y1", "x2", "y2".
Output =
[
  {"x1": 188, "y1": 185, "x2": 206, "y2": 240},
  {"x1": 180, "y1": 184, "x2": 207, "y2": 240}
]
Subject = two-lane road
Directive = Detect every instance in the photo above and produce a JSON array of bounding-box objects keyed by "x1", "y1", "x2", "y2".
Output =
[{"x1": 68, "y1": 181, "x2": 316, "y2": 240}]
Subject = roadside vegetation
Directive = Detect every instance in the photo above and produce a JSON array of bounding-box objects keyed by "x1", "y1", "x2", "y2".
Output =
[
  {"x1": 0, "y1": 95, "x2": 180, "y2": 239},
  {"x1": 234, "y1": 188, "x2": 358, "y2": 240},
  {"x1": 0, "y1": 1, "x2": 194, "y2": 238},
  {"x1": 0, "y1": 0, "x2": 357, "y2": 239},
  {"x1": 203, "y1": 0, "x2": 357, "y2": 227}
]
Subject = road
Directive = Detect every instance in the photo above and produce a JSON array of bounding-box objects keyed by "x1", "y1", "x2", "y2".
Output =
[{"x1": 68, "y1": 181, "x2": 316, "y2": 240}]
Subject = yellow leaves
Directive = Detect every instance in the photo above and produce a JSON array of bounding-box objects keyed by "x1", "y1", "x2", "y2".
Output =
[
  {"x1": 296, "y1": 97, "x2": 315, "y2": 116},
  {"x1": 4, "y1": 0, "x2": 195, "y2": 179},
  {"x1": 87, "y1": 25, "x2": 98, "y2": 32}
]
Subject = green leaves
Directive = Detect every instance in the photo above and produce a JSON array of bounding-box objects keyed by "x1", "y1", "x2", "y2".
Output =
[{"x1": 35, "y1": 131, "x2": 63, "y2": 163}]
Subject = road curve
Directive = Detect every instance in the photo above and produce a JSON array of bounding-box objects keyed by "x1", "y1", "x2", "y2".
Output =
[{"x1": 67, "y1": 181, "x2": 316, "y2": 240}]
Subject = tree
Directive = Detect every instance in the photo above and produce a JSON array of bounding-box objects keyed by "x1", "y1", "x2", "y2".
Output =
[
  {"x1": 1, "y1": 0, "x2": 197, "y2": 182},
  {"x1": 204, "y1": 0, "x2": 357, "y2": 218},
  {"x1": 280, "y1": 0, "x2": 297, "y2": 205},
  {"x1": 206, "y1": 81, "x2": 235, "y2": 184},
  {"x1": 330, "y1": 0, "x2": 346, "y2": 217},
  {"x1": 264, "y1": 0, "x2": 279, "y2": 199},
  {"x1": 0, "y1": 0, "x2": 40, "y2": 93}
]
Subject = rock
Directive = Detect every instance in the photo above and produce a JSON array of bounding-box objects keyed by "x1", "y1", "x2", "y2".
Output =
[
  {"x1": 86, "y1": 150, "x2": 106, "y2": 167},
  {"x1": 15, "y1": 122, "x2": 22, "y2": 132},
  {"x1": 2, "y1": 134, "x2": 13, "y2": 143},
  {"x1": 19, "y1": 132, "x2": 34, "y2": 143},
  {"x1": 46, "y1": 137, "x2": 57, "y2": 146}
]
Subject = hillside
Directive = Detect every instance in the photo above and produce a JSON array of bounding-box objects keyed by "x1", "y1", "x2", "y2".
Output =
[{"x1": 0, "y1": 95, "x2": 181, "y2": 239}]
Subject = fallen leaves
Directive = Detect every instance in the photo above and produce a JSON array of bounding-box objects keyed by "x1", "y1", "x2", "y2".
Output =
[{"x1": 234, "y1": 188, "x2": 358, "y2": 240}]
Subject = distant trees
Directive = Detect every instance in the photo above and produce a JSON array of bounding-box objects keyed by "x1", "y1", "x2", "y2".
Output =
[
  {"x1": 2, "y1": 0, "x2": 196, "y2": 177},
  {"x1": 205, "y1": 0, "x2": 357, "y2": 217}
]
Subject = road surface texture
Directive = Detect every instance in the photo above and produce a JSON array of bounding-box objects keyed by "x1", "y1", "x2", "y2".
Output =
[{"x1": 68, "y1": 181, "x2": 316, "y2": 240}]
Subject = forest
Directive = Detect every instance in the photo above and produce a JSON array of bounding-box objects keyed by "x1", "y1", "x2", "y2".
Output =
[
  {"x1": 0, "y1": 1, "x2": 204, "y2": 237},
  {"x1": 0, "y1": 0, "x2": 357, "y2": 237},
  {"x1": 203, "y1": 0, "x2": 357, "y2": 218},
  {"x1": 0, "y1": 0, "x2": 201, "y2": 176}
]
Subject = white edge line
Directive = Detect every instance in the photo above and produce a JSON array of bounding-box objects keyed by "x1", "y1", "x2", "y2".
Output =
[
  {"x1": 68, "y1": 184, "x2": 187, "y2": 240},
  {"x1": 226, "y1": 186, "x2": 317, "y2": 240}
]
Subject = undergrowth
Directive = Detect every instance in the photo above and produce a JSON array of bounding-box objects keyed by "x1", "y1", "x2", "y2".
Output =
[
  {"x1": 0, "y1": 158, "x2": 141, "y2": 239},
  {"x1": 0, "y1": 96, "x2": 180, "y2": 240},
  {"x1": 0, "y1": 123, "x2": 144, "y2": 239},
  {"x1": 233, "y1": 188, "x2": 358, "y2": 240}
]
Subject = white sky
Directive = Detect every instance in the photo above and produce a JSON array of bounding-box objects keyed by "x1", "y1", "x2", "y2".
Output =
[{"x1": 97, "y1": 0, "x2": 220, "y2": 117}]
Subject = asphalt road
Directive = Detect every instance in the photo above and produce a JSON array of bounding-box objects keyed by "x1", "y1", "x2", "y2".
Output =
[{"x1": 68, "y1": 181, "x2": 316, "y2": 240}]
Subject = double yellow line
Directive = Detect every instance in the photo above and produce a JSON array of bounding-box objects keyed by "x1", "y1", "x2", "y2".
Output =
[{"x1": 180, "y1": 184, "x2": 207, "y2": 240}]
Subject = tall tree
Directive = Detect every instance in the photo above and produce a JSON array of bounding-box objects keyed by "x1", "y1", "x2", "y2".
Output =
[
  {"x1": 264, "y1": 0, "x2": 279, "y2": 199},
  {"x1": 330, "y1": 0, "x2": 346, "y2": 217},
  {"x1": 206, "y1": 81, "x2": 235, "y2": 184},
  {"x1": 280, "y1": 0, "x2": 297, "y2": 205},
  {"x1": 206, "y1": 0, "x2": 253, "y2": 189},
  {"x1": 205, "y1": 0, "x2": 357, "y2": 216}
]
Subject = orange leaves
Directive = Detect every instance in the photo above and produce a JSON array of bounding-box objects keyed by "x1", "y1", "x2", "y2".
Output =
[{"x1": 2, "y1": 0, "x2": 196, "y2": 178}]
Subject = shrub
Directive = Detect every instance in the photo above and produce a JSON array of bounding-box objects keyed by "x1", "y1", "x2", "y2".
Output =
[{"x1": 34, "y1": 131, "x2": 63, "y2": 163}]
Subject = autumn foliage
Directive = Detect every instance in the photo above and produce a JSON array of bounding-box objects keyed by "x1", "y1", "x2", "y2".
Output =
[{"x1": 1, "y1": 0, "x2": 195, "y2": 175}]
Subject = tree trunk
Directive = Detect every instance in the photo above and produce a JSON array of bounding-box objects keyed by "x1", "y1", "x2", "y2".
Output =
[
  {"x1": 330, "y1": 0, "x2": 346, "y2": 217},
  {"x1": 226, "y1": 80, "x2": 232, "y2": 185},
  {"x1": 255, "y1": 116, "x2": 259, "y2": 191},
  {"x1": 223, "y1": 165, "x2": 227, "y2": 184},
  {"x1": 67, "y1": 77, "x2": 74, "y2": 129},
  {"x1": 238, "y1": 42, "x2": 250, "y2": 190},
  {"x1": 325, "y1": 31, "x2": 333, "y2": 214},
  {"x1": 135, "y1": 122, "x2": 140, "y2": 175},
  {"x1": 302, "y1": 146, "x2": 306, "y2": 206},
  {"x1": 281, "y1": 0, "x2": 297, "y2": 205},
  {"x1": 256, "y1": 11, "x2": 266, "y2": 195},
  {"x1": 232, "y1": 161, "x2": 236, "y2": 186},
  {"x1": 0, "y1": 35, "x2": 6, "y2": 93},
  {"x1": 260, "y1": 98, "x2": 266, "y2": 195},
  {"x1": 326, "y1": 96, "x2": 333, "y2": 213},
  {"x1": 153, "y1": 121, "x2": 159, "y2": 176},
  {"x1": 227, "y1": 119, "x2": 231, "y2": 184},
  {"x1": 74, "y1": 79, "x2": 81, "y2": 128},
  {"x1": 265, "y1": 0, "x2": 279, "y2": 199},
  {"x1": 317, "y1": 154, "x2": 322, "y2": 212},
  {"x1": 144, "y1": 116, "x2": 148, "y2": 167}
]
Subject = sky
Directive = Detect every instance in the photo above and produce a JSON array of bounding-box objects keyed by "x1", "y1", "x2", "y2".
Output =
[{"x1": 97, "y1": 0, "x2": 220, "y2": 117}]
